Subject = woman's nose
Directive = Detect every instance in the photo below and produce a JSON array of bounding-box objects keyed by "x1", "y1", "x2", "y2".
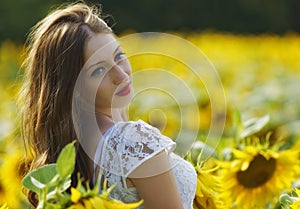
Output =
[{"x1": 110, "y1": 64, "x2": 130, "y2": 85}]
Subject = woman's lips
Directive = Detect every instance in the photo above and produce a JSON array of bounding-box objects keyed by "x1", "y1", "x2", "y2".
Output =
[{"x1": 116, "y1": 83, "x2": 131, "y2": 96}]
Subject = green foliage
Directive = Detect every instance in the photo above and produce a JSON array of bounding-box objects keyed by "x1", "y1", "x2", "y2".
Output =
[
  {"x1": 231, "y1": 109, "x2": 270, "y2": 140},
  {"x1": 280, "y1": 192, "x2": 300, "y2": 209},
  {"x1": 0, "y1": 0, "x2": 62, "y2": 43},
  {"x1": 56, "y1": 142, "x2": 76, "y2": 179},
  {"x1": 22, "y1": 164, "x2": 58, "y2": 196},
  {"x1": 240, "y1": 115, "x2": 270, "y2": 138},
  {"x1": 21, "y1": 141, "x2": 143, "y2": 209},
  {"x1": 22, "y1": 142, "x2": 76, "y2": 209},
  {"x1": 280, "y1": 194, "x2": 295, "y2": 207}
]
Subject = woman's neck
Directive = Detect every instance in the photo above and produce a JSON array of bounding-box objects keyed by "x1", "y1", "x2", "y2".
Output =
[
  {"x1": 77, "y1": 108, "x2": 128, "y2": 166},
  {"x1": 93, "y1": 108, "x2": 128, "y2": 137},
  {"x1": 95, "y1": 108, "x2": 128, "y2": 123}
]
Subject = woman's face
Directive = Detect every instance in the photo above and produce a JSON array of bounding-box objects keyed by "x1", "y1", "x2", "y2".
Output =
[{"x1": 81, "y1": 33, "x2": 133, "y2": 111}]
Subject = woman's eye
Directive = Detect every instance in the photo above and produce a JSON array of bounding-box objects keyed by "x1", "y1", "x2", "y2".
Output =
[
  {"x1": 114, "y1": 52, "x2": 126, "y2": 62},
  {"x1": 91, "y1": 67, "x2": 105, "y2": 77}
]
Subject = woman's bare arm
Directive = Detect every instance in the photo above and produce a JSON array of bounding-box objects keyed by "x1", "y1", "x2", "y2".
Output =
[{"x1": 128, "y1": 151, "x2": 184, "y2": 209}]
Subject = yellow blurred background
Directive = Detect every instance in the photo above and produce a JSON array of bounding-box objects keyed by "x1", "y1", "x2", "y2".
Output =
[{"x1": 0, "y1": 31, "x2": 300, "y2": 208}]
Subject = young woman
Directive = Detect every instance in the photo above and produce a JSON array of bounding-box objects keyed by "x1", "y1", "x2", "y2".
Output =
[{"x1": 20, "y1": 2, "x2": 196, "y2": 209}]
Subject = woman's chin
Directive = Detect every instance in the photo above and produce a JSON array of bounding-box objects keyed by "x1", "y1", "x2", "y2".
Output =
[{"x1": 111, "y1": 90, "x2": 134, "y2": 108}]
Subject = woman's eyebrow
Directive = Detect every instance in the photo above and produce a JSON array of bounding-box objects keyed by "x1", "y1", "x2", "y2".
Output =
[
  {"x1": 85, "y1": 60, "x2": 105, "y2": 72},
  {"x1": 113, "y1": 45, "x2": 121, "y2": 54},
  {"x1": 85, "y1": 45, "x2": 121, "y2": 71}
]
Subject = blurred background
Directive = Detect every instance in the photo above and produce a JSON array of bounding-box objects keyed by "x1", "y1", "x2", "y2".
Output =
[
  {"x1": 1, "y1": 0, "x2": 300, "y2": 42},
  {"x1": 0, "y1": 0, "x2": 300, "y2": 208}
]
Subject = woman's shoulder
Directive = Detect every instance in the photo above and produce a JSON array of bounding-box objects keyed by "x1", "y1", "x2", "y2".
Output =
[
  {"x1": 109, "y1": 120, "x2": 160, "y2": 137},
  {"x1": 101, "y1": 120, "x2": 176, "y2": 177},
  {"x1": 112, "y1": 119, "x2": 155, "y2": 130},
  {"x1": 104, "y1": 119, "x2": 176, "y2": 159},
  {"x1": 108, "y1": 119, "x2": 175, "y2": 146}
]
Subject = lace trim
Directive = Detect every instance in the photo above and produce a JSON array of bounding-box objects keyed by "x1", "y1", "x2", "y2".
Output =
[{"x1": 99, "y1": 120, "x2": 176, "y2": 177}]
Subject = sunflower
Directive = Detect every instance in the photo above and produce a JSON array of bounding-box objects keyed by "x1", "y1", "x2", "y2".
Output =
[
  {"x1": 0, "y1": 204, "x2": 9, "y2": 209},
  {"x1": 290, "y1": 188, "x2": 300, "y2": 209},
  {"x1": 68, "y1": 187, "x2": 143, "y2": 209},
  {"x1": 193, "y1": 158, "x2": 228, "y2": 209},
  {"x1": 291, "y1": 201, "x2": 300, "y2": 209},
  {"x1": 0, "y1": 147, "x2": 28, "y2": 209},
  {"x1": 219, "y1": 140, "x2": 300, "y2": 209},
  {"x1": 67, "y1": 195, "x2": 143, "y2": 209}
]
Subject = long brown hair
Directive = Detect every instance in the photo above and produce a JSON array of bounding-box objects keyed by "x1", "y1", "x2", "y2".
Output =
[{"x1": 19, "y1": 2, "x2": 111, "y2": 206}]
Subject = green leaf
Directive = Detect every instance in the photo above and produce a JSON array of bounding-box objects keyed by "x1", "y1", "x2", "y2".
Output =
[
  {"x1": 30, "y1": 176, "x2": 46, "y2": 189},
  {"x1": 60, "y1": 178, "x2": 72, "y2": 193},
  {"x1": 280, "y1": 194, "x2": 294, "y2": 206},
  {"x1": 46, "y1": 188, "x2": 70, "y2": 208},
  {"x1": 36, "y1": 200, "x2": 45, "y2": 209},
  {"x1": 240, "y1": 115, "x2": 270, "y2": 138},
  {"x1": 22, "y1": 164, "x2": 57, "y2": 197},
  {"x1": 44, "y1": 203, "x2": 63, "y2": 209},
  {"x1": 232, "y1": 109, "x2": 244, "y2": 140},
  {"x1": 190, "y1": 141, "x2": 217, "y2": 164},
  {"x1": 56, "y1": 142, "x2": 76, "y2": 179}
]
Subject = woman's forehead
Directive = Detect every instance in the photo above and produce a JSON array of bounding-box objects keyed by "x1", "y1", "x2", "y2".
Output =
[{"x1": 83, "y1": 33, "x2": 119, "y2": 69}]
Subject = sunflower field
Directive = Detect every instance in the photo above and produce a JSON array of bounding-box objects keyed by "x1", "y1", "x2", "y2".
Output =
[{"x1": 0, "y1": 31, "x2": 300, "y2": 209}]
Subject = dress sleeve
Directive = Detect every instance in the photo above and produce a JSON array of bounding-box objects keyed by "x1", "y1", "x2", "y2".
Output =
[{"x1": 99, "y1": 120, "x2": 176, "y2": 178}]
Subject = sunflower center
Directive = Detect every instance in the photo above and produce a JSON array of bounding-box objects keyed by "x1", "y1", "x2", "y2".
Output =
[{"x1": 236, "y1": 154, "x2": 276, "y2": 188}]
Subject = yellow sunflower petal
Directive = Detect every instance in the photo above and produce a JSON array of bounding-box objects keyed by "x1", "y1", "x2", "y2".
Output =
[
  {"x1": 70, "y1": 187, "x2": 82, "y2": 203},
  {"x1": 230, "y1": 160, "x2": 242, "y2": 170},
  {"x1": 219, "y1": 142, "x2": 300, "y2": 209},
  {"x1": 0, "y1": 204, "x2": 9, "y2": 209},
  {"x1": 240, "y1": 160, "x2": 250, "y2": 171},
  {"x1": 291, "y1": 201, "x2": 300, "y2": 209},
  {"x1": 196, "y1": 178, "x2": 204, "y2": 197},
  {"x1": 194, "y1": 161, "x2": 225, "y2": 209},
  {"x1": 103, "y1": 198, "x2": 143, "y2": 209},
  {"x1": 89, "y1": 196, "x2": 105, "y2": 208},
  {"x1": 296, "y1": 188, "x2": 300, "y2": 197},
  {"x1": 67, "y1": 203, "x2": 85, "y2": 209},
  {"x1": 232, "y1": 149, "x2": 250, "y2": 158},
  {"x1": 245, "y1": 146, "x2": 258, "y2": 154},
  {"x1": 82, "y1": 199, "x2": 94, "y2": 209}
]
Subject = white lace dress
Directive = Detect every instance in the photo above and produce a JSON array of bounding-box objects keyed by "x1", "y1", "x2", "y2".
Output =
[{"x1": 93, "y1": 120, "x2": 197, "y2": 209}]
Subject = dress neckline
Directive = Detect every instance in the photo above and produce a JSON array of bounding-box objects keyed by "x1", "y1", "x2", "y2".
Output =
[{"x1": 93, "y1": 124, "x2": 115, "y2": 184}]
